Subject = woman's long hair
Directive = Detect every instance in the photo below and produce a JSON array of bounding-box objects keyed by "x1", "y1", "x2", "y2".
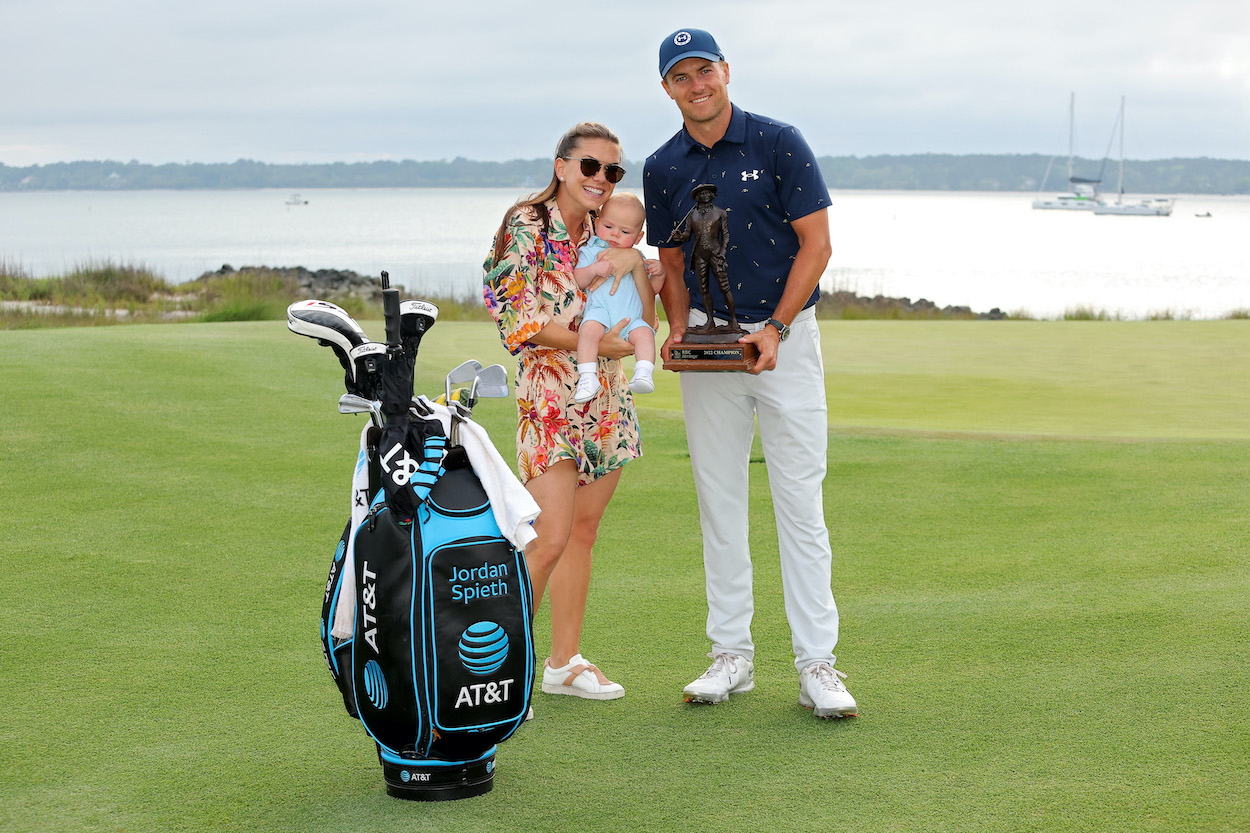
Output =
[{"x1": 490, "y1": 121, "x2": 621, "y2": 266}]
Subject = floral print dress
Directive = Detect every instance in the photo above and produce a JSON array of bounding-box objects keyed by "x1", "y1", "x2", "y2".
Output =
[{"x1": 483, "y1": 199, "x2": 642, "y2": 485}]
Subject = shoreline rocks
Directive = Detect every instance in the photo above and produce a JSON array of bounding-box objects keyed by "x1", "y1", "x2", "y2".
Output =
[{"x1": 194, "y1": 264, "x2": 388, "y2": 302}]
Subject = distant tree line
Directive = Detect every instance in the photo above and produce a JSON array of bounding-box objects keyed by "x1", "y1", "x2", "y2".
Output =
[{"x1": 3, "y1": 154, "x2": 1248, "y2": 194}]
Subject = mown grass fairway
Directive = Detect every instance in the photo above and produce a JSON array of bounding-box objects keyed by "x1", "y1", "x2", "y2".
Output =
[{"x1": 1, "y1": 320, "x2": 1247, "y2": 832}]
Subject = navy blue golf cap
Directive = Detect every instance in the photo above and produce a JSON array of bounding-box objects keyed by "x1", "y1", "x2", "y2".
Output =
[{"x1": 659, "y1": 28, "x2": 724, "y2": 77}]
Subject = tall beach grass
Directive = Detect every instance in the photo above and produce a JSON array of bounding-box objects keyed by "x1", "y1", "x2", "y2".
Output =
[{"x1": 0, "y1": 261, "x2": 493, "y2": 329}]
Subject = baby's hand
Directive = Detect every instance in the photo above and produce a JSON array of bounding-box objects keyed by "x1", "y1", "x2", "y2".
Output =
[
  {"x1": 643, "y1": 258, "x2": 666, "y2": 294},
  {"x1": 585, "y1": 257, "x2": 616, "y2": 291}
]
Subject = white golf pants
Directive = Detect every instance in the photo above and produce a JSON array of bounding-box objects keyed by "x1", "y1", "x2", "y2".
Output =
[{"x1": 680, "y1": 307, "x2": 839, "y2": 671}]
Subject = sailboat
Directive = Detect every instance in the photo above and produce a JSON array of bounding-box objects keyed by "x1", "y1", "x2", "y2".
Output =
[
  {"x1": 1032, "y1": 92, "x2": 1102, "y2": 210},
  {"x1": 1093, "y1": 97, "x2": 1174, "y2": 216}
]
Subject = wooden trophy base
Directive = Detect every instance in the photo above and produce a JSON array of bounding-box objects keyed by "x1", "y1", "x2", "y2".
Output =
[{"x1": 663, "y1": 328, "x2": 758, "y2": 372}]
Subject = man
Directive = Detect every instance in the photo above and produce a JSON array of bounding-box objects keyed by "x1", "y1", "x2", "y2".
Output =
[{"x1": 643, "y1": 28, "x2": 857, "y2": 718}]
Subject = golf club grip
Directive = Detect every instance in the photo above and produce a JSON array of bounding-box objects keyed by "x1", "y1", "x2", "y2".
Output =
[{"x1": 383, "y1": 288, "x2": 401, "y2": 348}]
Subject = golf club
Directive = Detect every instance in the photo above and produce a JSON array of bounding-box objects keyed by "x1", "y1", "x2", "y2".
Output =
[
  {"x1": 444, "y1": 360, "x2": 485, "y2": 445},
  {"x1": 287, "y1": 299, "x2": 370, "y2": 390},
  {"x1": 461, "y1": 363, "x2": 509, "y2": 413},
  {"x1": 446, "y1": 363, "x2": 509, "y2": 445},
  {"x1": 348, "y1": 342, "x2": 388, "y2": 400},
  {"x1": 286, "y1": 299, "x2": 369, "y2": 351},
  {"x1": 444, "y1": 360, "x2": 483, "y2": 403},
  {"x1": 400, "y1": 299, "x2": 439, "y2": 356},
  {"x1": 338, "y1": 393, "x2": 383, "y2": 427},
  {"x1": 472, "y1": 364, "x2": 510, "y2": 399}
]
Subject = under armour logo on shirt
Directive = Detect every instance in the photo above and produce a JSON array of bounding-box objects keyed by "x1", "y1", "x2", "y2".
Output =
[{"x1": 741, "y1": 170, "x2": 761, "y2": 181}]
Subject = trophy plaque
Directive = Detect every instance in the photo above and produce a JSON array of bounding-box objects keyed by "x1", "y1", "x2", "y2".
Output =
[
  {"x1": 662, "y1": 183, "x2": 757, "y2": 372},
  {"x1": 667, "y1": 331, "x2": 758, "y2": 371}
]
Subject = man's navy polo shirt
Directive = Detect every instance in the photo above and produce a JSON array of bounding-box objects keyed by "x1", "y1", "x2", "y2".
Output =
[{"x1": 643, "y1": 104, "x2": 831, "y2": 323}]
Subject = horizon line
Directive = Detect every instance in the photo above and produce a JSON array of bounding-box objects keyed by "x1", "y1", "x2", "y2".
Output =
[{"x1": 5, "y1": 152, "x2": 1250, "y2": 167}]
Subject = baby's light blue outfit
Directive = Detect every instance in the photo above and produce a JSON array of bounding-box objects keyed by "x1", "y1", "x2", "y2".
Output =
[{"x1": 577, "y1": 236, "x2": 654, "y2": 338}]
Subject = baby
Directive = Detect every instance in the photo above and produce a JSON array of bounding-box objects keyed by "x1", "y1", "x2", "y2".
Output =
[{"x1": 572, "y1": 193, "x2": 662, "y2": 403}]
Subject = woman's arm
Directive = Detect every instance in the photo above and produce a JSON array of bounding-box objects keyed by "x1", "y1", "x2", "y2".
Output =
[
  {"x1": 484, "y1": 207, "x2": 633, "y2": 360},
  {"x1": 590, "y1": 248, "x2": 657, "y2": 328},
  {"x1": 592, "y1": 247, "x2": 645, "y2": 295},
  {"x1": 527, "y1": 317, "x2": 634, "y2": 359}
]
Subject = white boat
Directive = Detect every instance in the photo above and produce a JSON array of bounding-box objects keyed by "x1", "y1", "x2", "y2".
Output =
[
  {"x1": 285, "y1": 193, "x2": 309, "y2": 206},
  {"x1": 1093, "y1": 97, "x2": 1173, "y2": 217},
  {"x1": 1094, "y1": 198, "x2": 1173, "y2": 216},
  {"x1": 1032, "y1": 182, "x2": 1100, "y2": 210},
  {"x1": 1032, "y1": 93, "x2": 1101, "y2": 210}
]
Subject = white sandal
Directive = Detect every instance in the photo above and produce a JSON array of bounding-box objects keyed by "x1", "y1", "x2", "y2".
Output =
[{"x1": 541, "y1": 654, "x2": 624, "y2": 700}]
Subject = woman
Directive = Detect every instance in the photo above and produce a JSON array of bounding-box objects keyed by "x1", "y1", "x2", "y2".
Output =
[{"x1": 483, "y1": 122, "x2": 660, "y2": 701}]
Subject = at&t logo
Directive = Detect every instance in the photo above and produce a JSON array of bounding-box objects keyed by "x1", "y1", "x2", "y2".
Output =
[
  {"x1": 454, "y1": 679, "x2": 514, "y2": 709},
  {"x1": 362, "y1": 659, "x2": 388, "y2": 710},
  {"x1": 458, "y1": 622, "x2": 509, "y2": 675}
]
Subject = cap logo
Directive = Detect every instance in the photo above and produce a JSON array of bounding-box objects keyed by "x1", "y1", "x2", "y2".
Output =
[{"x1": 674, "y1": 31, "x2": 691, "y2": 46}]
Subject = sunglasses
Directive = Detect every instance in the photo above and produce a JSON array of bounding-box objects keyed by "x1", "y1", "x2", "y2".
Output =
[{"x1": 563, "y1": 156, "x2": 626, "y2": 184}]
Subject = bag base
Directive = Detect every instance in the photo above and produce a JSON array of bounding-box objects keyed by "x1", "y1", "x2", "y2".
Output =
[{"x1": 380, "y1": 748, "x2": 496, "y2": 801}]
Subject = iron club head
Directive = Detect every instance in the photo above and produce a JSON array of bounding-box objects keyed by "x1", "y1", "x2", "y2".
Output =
[
  {"x1": 444, "y1": 359, "x2": 483, "y2": 404},
  {"x1": 472, "y1": 364, "x2": 510, "y2": 399},
  {"x1": 337, "y1": 393, "x2": 383, "y2": 427}
]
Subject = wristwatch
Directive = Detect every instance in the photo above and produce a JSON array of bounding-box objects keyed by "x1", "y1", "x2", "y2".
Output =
[{"x1": 765, "y1": 318, "x2": 790, "y2": 341}]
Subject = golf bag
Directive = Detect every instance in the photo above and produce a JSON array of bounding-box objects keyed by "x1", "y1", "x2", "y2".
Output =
[{"x1": 294, "y1": 279, "x2": 535, "y2": 801}]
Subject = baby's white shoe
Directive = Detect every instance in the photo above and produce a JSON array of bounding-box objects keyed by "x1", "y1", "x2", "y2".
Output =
[
  {"x1": 573, "y1": 373, "x2": 601, "y2": 403},
  {"x1": 629, "y1": 360, "x2": 655, "y2": 394}
]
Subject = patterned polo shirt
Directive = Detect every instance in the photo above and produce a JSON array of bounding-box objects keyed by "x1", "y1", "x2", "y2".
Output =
[{"x1": 643, "y1": 104, "x2": 831, "y2": 322}]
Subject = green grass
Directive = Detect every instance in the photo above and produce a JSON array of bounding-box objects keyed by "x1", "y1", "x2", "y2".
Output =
[{"x1": 1, "y1": 320, "x2": 1247, "y2": 832}]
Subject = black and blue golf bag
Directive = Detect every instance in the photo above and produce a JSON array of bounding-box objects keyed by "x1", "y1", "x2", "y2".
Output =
[{"x1": 293, "y1": 279, "x2": 535, "y2": 800}]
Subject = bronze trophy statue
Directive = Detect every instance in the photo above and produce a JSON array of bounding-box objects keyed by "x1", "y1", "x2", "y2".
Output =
[{"x1": 664, "y1": 184, "x2": 758, "y2": 371}]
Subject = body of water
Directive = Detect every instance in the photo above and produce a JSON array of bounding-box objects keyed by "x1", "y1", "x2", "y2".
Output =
[{"x1": 2, "y1": 187, "x2": 1246, "y2": 319}]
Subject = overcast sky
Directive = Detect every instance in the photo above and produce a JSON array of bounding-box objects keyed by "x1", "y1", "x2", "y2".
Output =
[{"x1": 2, "y1": 0, "x2": 1247, "y2": 166}]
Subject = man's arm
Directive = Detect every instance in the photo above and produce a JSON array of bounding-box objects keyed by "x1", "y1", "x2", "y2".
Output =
[{"x1": 739, "y1": 208, "x2": 831, "y2": 374}]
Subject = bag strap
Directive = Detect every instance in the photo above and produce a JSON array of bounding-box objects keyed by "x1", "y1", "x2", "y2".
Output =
[{"x1": 408, "y1": 432, "x2": 447, "y2": 506}]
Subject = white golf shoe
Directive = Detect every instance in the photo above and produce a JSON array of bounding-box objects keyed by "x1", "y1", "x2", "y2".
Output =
[
  {"x1": 683, "y1": 653, "x2": 754, "y2": 704},
  {"x1": 799, "y1": 661, "x2": 858, "y2": 718}
]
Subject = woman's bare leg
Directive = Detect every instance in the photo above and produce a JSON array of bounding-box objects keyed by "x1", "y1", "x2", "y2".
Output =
[{"x1": 522, "y1": 462, "x2": 623, "y2": 667}]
